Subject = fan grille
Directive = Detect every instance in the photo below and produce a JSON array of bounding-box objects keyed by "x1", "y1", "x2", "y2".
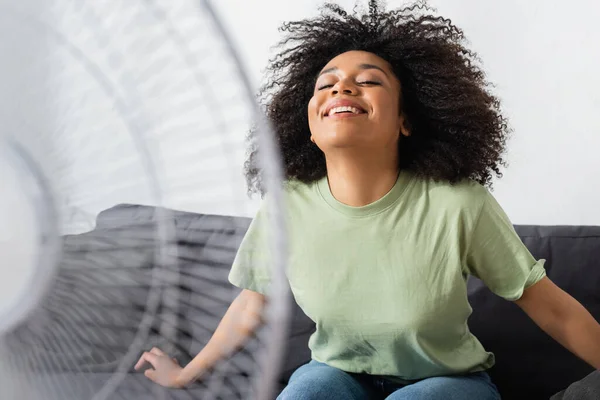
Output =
[{"x1": 0, "y1": 1, "x2": 289, "y2": 399}]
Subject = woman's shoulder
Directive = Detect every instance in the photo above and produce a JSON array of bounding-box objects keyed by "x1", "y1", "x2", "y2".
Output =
[
  {"x1": 412, "y1": 175, "x2": 491, "y2": 212},
  {"x1": 255, "y1": 179, "x2": 323, "y2": 213}
]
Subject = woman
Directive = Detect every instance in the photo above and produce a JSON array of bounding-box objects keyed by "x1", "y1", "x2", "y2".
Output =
[{"x1": 135, "y1": 2, "x2": 600, "y2": 399}]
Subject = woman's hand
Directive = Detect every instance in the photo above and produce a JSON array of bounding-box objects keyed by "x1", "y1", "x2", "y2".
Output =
[
  {"x1": 134, "y1": 347, "x2": 184, "y2": 388},
  {"x1": 132, "y1": 290, "x2": 266, "y2": 389}
]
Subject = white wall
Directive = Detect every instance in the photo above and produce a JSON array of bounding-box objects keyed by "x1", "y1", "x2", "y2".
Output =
[{"x1": 213, "y1": 0, "x2": 600, "y2": 225}]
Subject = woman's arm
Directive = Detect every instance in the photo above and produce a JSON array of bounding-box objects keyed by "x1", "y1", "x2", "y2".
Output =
[
  {"x1": 135, "y1": 289, "x2": 266, "y2": 388},
  {"x1": 178, "y1": 288, "x2": 266, "y2": 385},
  {"x1": 515, "y1": 276, "x2": 600, "y2": 369}
]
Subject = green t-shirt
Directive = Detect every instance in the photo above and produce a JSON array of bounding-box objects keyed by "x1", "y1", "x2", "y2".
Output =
[{"x1": 228, "y1": 171, "x2": 546, "y2": 381}]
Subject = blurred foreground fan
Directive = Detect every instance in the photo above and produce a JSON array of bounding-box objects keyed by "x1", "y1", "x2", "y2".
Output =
[{"x1": 0, "y1": 1, "x2": 289, "y2": 399}]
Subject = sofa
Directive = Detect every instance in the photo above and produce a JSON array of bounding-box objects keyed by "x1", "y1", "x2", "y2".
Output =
[{"x1": 13, "y1": 204, "x2": 599, "y2": 399}]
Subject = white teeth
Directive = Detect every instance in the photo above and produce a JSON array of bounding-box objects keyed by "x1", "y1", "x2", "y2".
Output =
[{"x1": 327, "y1": 106, "x2": 362, "y2": 116}]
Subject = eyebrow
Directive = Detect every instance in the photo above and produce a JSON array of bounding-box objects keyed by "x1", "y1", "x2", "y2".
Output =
[{"x1": 317, "y1": 63, "x2": 389, "y2": 77}]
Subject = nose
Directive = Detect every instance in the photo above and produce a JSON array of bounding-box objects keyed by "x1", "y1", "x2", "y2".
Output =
[{"x1": 331, "y1": 78, "x2": 357, "y2": 95}]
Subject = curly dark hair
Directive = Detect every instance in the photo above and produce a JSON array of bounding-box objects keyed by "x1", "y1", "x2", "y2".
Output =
[{"x1": 245, "y1": 0, "x2": 509, "y2": 195}]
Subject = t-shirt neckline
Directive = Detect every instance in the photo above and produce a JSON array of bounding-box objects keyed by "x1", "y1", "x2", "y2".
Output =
[{"x1": 317, "y1": 170, "x2": 412, "y2": 217}]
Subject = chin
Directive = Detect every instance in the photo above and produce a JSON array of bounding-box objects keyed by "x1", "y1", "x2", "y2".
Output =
[{"x1": 318, "y1": 130, "x2": 367, "y2": 149}]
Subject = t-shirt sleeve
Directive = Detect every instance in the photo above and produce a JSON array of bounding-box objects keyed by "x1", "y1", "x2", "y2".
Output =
[
  {"x1": 228, "y1": 199, "x2": 272, "y2": 295},
  {"x1": 465, "y1": 189, "x2": 547, "y2": 301}
]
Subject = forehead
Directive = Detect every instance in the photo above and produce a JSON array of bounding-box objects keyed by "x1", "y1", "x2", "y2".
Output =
[{"x1": 320, "y1": 50, "x2": 393, "y2": 73}]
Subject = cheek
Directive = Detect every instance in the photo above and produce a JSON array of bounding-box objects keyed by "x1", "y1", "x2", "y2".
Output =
[
  {"x1": 375, "y1": 94, "x2": 400, "y2": 124},
  {"x1": 307, "y1": 96, "x2": 318, "y2": 115},
  {"x1": 307, "y1": 96, "x2": 320, "y2": 126}
]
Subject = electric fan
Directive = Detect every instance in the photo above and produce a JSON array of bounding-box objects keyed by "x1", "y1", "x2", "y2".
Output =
[{"x1": 0, "y1": 1, "x2": 290, "y2": 399}]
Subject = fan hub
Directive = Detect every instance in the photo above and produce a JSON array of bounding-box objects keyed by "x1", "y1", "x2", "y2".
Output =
[{"x1": 0, "y1": 139, "x2": 59, "y2": 335}]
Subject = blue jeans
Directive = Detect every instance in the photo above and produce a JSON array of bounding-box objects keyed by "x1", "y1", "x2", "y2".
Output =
[{"x1": 278, "y1": 361, "x2": 501, "y2": 400}]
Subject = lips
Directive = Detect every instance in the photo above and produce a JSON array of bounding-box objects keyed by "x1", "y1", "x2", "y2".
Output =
[{"x1": 324, "y1": 99, "x2": 367, "y2": 117}]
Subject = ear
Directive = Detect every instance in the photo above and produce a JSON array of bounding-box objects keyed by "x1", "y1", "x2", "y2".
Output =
[
  {"x1": 310, "y1": 135, "x2": 315, "y2": 143},
  {"x1": 398, "y1": 114, "x2": 410, "y2": 137}
]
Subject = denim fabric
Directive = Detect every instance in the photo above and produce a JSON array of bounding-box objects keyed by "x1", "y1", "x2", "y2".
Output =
[{"x1": 277, "y1": 360, "x2": 501, "y2": 400}]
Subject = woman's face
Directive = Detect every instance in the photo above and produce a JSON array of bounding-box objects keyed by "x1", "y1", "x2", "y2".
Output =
[{"x1": 308, "y1": 50, "x2": 407, "y2": 153}]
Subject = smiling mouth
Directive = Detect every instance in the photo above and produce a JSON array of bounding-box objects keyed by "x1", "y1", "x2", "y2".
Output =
[{"x1": 325, "y1": 106, "x2": 367, "y2": 118}]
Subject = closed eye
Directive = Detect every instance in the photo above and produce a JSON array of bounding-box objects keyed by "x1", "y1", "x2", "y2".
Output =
[
  {"x1": 317, "y1": 81, "x2": 381, "y2": 91},
  {"x1": 317, "y1": 84, "x2": 334, "y2": 91}
]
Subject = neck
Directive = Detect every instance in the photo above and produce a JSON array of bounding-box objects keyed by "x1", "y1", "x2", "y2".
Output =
[{"x1": 325, "y1": 150, "x2": 399, "y2": 207}]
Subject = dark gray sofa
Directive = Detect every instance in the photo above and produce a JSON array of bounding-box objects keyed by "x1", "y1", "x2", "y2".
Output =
[{"x1": 13, "y1": 204, "x2": 599, "y2": 399}]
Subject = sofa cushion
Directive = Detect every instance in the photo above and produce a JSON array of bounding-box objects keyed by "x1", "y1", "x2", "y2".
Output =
[
  {"x1": 29, "y1": 371, "x2": 251, "y2": 400},
  {"x1": 467, "y1": 225, "x2": 600, "y2": 400},
  {"x1": 550, "y1": 370, "x2": 600, "y2": 400}
]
